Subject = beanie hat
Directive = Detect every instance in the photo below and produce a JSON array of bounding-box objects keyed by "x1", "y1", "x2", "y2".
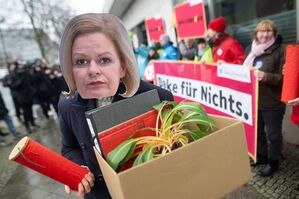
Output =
[
  {"x1": 159, "y1": 34, "x2": 170, "y2": 43},
  {"x1": 208, "y1": 17, "x2": 226, "y2": 32}
]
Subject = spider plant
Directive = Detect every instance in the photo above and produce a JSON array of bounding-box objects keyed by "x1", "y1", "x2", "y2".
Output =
[{"x1": 107, "y1": 101, "x2": 217, "y2": 171}]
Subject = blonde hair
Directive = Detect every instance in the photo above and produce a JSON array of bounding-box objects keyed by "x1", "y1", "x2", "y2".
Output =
[
  {"x1": 253, "y1": 20, "x2": 278, "y2": 41},
  {"x1": 59, "y1": 13, "x2": 140, "y2": 97}
]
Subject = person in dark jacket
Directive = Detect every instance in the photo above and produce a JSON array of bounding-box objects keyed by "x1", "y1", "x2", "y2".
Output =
[
  {"x1": 3, "y1": 62, "x2": 23, "y2": 122},
  {"x1": 10, "y1": 63, "x2": 38, "y2": 134},
  {"x1": 0, "y1": 91, "x2": 20, "y2": 139},
  {"x1": 32, "y1": 65, "x2": 52, "y2": 119},
  {"x1": 58, "y1": 13, "x2": 174, "y2": 199},
  {"x1": 244, "y1": 20, "x2": 285, "y2": 177}
]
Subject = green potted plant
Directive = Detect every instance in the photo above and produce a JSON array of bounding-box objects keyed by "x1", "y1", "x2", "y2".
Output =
[{"x1": 107, "y1": 101, "x2": 217, "y2": 171}]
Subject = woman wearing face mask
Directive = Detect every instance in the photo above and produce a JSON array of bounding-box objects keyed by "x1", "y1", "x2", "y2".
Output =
[
  {"x1": 58, "y1": 13, "x2": 174, "y2": 199},
  {"x1": 244, "y1": 20, "x2": 286, "y2": 177}
]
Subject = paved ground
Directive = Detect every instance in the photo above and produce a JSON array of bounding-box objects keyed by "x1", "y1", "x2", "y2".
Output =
[{"x1": 0, "y1": 113, "x2": 298, "y2": 199}]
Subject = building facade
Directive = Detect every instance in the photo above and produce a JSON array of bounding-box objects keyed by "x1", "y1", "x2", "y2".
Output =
[{"x1": 104, "y1": 0, "x2": 298, "y2": 47}]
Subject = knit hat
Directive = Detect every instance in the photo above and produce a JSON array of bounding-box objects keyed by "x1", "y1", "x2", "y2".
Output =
[
  {"x1": 208, "y1": 17, "x2": 226, "y2": 32},
  {"x1": 159, "y1": 34, "x2": 170, "y2": 43}
]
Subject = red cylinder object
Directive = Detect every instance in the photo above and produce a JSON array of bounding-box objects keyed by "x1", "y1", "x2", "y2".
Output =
[
  {"x1": 281, "y1": 45, "x2": 299, "y2": 102},
  {"x1": 9, "y1": 136, "x2": 88, "y2": 191}
]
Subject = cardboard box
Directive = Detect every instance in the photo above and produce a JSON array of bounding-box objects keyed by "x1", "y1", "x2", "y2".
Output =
[{"x1": 94, "y1": 114, "x2": 252, "y2": 199}]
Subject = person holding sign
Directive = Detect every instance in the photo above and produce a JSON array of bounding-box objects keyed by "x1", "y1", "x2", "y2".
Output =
[
  {"x1": 58, "y1": 13, "x2": 173, "y2": 198},
  {"x1": 244, "y1": 20, "x2": 285, "y2": 177},
  {"x1": 205, "y1": 17, "x2": 245, "y2": 64},
  {"x1": 288, "y1": 98, "x2": 299, "y2": 106}
]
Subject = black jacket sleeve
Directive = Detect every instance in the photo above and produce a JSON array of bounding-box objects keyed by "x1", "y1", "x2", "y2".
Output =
[{"x1": 58, "y1": 96, "x2": 85, "y2": 166}]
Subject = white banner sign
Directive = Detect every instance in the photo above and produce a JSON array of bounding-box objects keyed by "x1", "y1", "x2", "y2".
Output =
[{"x1": 156, "y1": 74, "x2": 253, "y2": 125}]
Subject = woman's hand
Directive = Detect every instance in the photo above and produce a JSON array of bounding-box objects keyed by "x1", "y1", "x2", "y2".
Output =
[
  {"x1": 64, "y1": 172, "x2": 95, "y2": 198},
  {"x1": 288, "y1": 98, "x2": 299, "y2": 106},
  {"x1": 254, "y1": 70, "x2": 267, "y2": 81}
]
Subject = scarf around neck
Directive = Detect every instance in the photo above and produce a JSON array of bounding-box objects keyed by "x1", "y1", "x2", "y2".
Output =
[{"x1": 243, "y1": 37, "x2": 275, "y2": 67}]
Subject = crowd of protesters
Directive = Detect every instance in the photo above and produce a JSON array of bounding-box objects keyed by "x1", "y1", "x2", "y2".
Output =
[
  {"x1": 134, "y1": 16, "x2": 298, "y2": 181},
  {"x1": 135, "y1": 16, "x2": 246, "y2": 81},
  {"x1": 0, "y1": 59, "x2": 67, "y2": 146}
]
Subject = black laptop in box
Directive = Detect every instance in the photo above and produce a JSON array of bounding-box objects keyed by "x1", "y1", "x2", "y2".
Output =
[{"x1": 85, "y1": 89, "x2": 161, "y2": 157}]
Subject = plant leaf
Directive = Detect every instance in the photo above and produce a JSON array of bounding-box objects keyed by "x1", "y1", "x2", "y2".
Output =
[
  {"x1": 132, "y1": 151, "x2": 145, "y2": 167},
  {"x1": 132, "y1": 145, "x2": 154, "y2": 167},
  {"x1": 153, "y1": 101, "x2": 167, "y2": 111},
  {"x1": 143, "y1": 147, "x2": 154, "y2": 162},
  {"x1": 161, "y1": 108, "x2": 173, "y2": 140},
  {"x1": 119, "y1": 141, "x2": 138, "y2": 166},
  {"x1": 107, "y1": 138, "x2": 137, "y2": 171}
]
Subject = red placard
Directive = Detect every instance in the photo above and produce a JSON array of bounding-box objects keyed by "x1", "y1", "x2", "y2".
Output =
[
  {"x1": 174, "y1": 2, "x2": 207, "y2": 39},
  {"x1": 145, "y1": 17, "x2": 165, "y2": 42},
  {"x1": 153, "y1": 61, "x2": 258, "y2": 161}
]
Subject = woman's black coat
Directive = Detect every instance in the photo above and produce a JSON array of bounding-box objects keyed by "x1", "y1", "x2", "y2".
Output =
[{"x1": 58, "y1": 80, "x2": 174, "y2": 199}]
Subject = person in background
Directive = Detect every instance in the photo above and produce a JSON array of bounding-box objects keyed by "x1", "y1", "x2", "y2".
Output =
[
  {"x1": 194, "y1": 38, "x2": 214, "y2": 64},
  {"x1": 206, "y1": 17, "x2": 245, "y2": 64},
  {"x1": 134, "y1": 42, "x2": 149, "y2": 79},
  {"x1": 10, "y1": 62, "x2": 38, "y2": 134},
  {"x1": 3, "y1": 62, "x2": 23, "y2": 122},
  {"x1": 244, "y1": 20, "x2": 285, "y2": 177},
  {"x1": 46, "y1": 68, "x2": 62, "y2": 114},
  {"x1": 52, "y1": 64, "x2": 69, "y2": 92},
  {"x1": 0, "y1": 91, "x2": 21, "y2": 139},
  {"x1": 159, "y1": 34, "x2": 179, "y2": 60},
  {"x1": 178, "y1": 38, "x2": 197, "y2": 60},
  {"x1": 32, "y1": 65, "x2": 52, "y2": 119},
  {"x1": 0, "y1": 128, "x2": 11, "y2": 146},
  {"x1": 152, "y1": 41, "x2": 163, "y2": 57},
  {"x1": 146, "y1": 46, "x2": 160, "y2": 62},
  {"x1": 58, "y1": 13, "x2": 174, "y2": 199}
]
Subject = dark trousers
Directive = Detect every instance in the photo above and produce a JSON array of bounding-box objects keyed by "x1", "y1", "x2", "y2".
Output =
[
  {"x1": 257, "y1": 108, "x2": 285, "y2": 161},
  {"x1": 20, "y1": 102, "x2": 35, "y2": 129},
  {"x1": 38, "y1": 97, "x2": 50, "y2": 118},
  {"x1": 12, "y1": 97, "x2": 22, "y2": 120}
]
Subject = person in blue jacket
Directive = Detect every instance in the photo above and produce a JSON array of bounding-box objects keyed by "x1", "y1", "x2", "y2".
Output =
[
  {"x1": 58, "y1": 13, "x2": 174, "y2": 199},
  {"x1": 159, "y1": 34, "x2": 179, "y2": 60}
]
